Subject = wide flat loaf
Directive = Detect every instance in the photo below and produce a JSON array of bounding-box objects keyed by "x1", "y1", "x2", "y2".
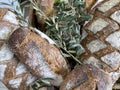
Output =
[
  {"x1": 80, "y1": 0, "x2": 120, "y2": 85},
  {"x1": 8, "y1": 27, "x2": 69, "y2": 86}
]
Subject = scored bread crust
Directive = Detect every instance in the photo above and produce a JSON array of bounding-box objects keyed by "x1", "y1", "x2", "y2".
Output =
[
  {"x1": 7, "y1": 27, "x2": 69, "y2": 86},
  {"x1": 0, "y1": 8, "x2": 37, "y2": 90},
  {"x1": 8, "y1": 28, "x2": 69, "y2": 76},
  {"x1": 60, "y1": 64, "x2": 112, "y2": 90},
  {"x1": 80, "y1": 0, "x2": 120, "y2": 85}
]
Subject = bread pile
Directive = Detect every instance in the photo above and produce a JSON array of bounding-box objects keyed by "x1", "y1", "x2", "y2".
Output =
[{"x1": 1, "y1": 0, "x2": 120, "y2": 90}]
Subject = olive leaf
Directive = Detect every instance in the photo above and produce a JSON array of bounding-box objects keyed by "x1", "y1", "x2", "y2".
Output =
[
  {"x1": 31, "y1": 78, "x2": 53, "y2": 90},
  {"x1": 45, "y1": 0, "x2": 91, "y2": 62}
]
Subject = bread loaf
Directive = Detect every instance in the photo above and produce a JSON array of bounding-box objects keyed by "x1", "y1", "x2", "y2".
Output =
[
  {"x1": 60, "y1": 64, "x2": 112, "y2": 90},
  {"x1": 8, "y1": 27, "x2": 69, "y2": 86},
  {"x1": 80, "y1": 0, "x2": 120, "y2": 85},
  {"x1": 0, "y1": 8, "x2": 38, "y2": 90}
]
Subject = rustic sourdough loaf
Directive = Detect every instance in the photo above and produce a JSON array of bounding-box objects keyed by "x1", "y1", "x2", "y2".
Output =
[
  {"x1": 81, "y1": 0, "x2": 120, "y2": 84},
  {"x1": 7, "y1": 27, "x2": 69, "y2": 86}
]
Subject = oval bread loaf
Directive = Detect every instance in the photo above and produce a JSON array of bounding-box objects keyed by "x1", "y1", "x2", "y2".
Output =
[{"x1": 8, "y1": 27, "x2": 69, "y2": 86}]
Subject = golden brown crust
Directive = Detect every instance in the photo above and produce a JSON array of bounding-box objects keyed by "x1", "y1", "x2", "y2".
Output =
[
  {"x1": 80, "y1": 0, "x2": 120, "y2": 85},
  {"x1": 0, "y1": 8, "x2": 36, "y2": 90},
  {"x1": 0, "y1": 55, "x2": 36, "y2": 90},
  {"x1": 8, "y1": 28, "x2": 69, "y2": 83},
  {"x1": 60, "y1": 64, "x2": 112, "y2": 90},
  {"x1": 8, "y1": 28, "x2": 27, "y2": 52},
  {"x1": 8, "y1": 28, "x2": 69, "y2": 76},
  {"x1": 90, "y1": 0, "x2": 120, "y2": 15},
  {"x1": 80, "y1": 0, "x2": 120, "y2": 72}
]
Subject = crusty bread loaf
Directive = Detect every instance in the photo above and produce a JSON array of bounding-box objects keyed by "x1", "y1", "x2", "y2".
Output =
[
  {"x1": 8, "y1": 27, "x2": 69, "y2": 86},
  {"x1": 80, "y1": 0, "x2": 120, "y2": 85},
  {"x1": 60, "y1": 64, "x2": 112, "y2": 90},
  {"x1": 0, "y1": 48, "x2": 37, "y2": 90}
]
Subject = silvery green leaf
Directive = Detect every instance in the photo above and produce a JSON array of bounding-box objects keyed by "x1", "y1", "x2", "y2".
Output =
[
  {"x1": 62, "y1": 53, "x2": 71, "y2": 57},
  {"x1": 33, "y1": 6, "x2": 39, "y2": 11},
  {"x1": 55, "y1": 23, "x2": 59, "y2": 30},
  {"x1": 51, "y1": 15, "x2": 56, "y2": 23},
  {"x1": 68, "y1": 50, "x2": 76, "y2": 53}
]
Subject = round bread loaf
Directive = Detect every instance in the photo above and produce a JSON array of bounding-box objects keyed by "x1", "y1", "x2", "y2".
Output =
[{"x1": 81, "y1": 0, "x2": 120, "y2": 84}]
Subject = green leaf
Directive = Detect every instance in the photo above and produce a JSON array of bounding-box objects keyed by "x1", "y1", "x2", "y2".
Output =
[
  {"x1": 54, "y1": 0, "x2": 61, "y2": 5},
  {"x1": 33, "y1": 6, "x2": 39, "y2": 11},
  {"x1": 62, "y1": 52, "x2": 71, "y2": 57},
  {"x1": 31, "y1": 78, "x2": 53, "y2": 90},
  {"x1": 20, "y1": 0, "x2": 29, "y2": 6},
  {"x1": 55, "y1": 23, "x2": 59, "y2": 30},
  {"x1": 61, "y1": 27, "x2": 68, "y2": 32},
  {"x1": 68, "y1": 50, "x2": 76, "y2": 54},
  {"x1": 45, "y1": 0, "x2": 91, "y2": 62}
]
